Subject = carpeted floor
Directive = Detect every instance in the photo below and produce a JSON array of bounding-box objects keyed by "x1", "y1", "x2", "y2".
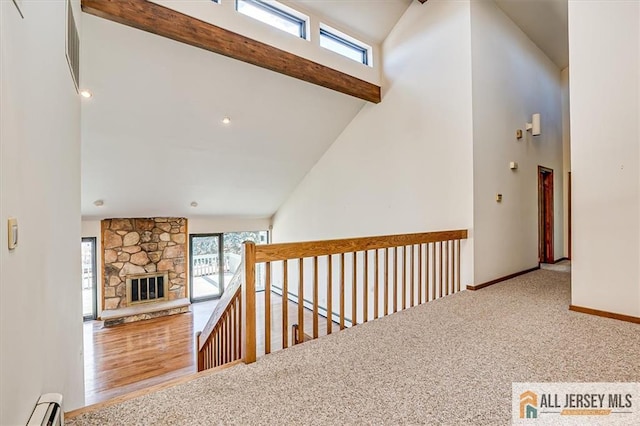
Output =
[{"x1": 68, "y1": 270, "x2": 639, "y2": 425}]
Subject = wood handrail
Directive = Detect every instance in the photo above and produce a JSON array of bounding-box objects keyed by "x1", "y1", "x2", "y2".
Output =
[
  {"x1": 196, "y1": 229, "x2": 468, "y2": 372},
  {"x1": 254, "y1": 230, "x2": 468, "y2": 262},
  {"x1": 198, "y1": 263, "x2": 243, "y2": 351}
]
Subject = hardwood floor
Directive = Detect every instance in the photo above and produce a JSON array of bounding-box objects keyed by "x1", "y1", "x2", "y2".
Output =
[
  {"x1": 83, "y1": 293, "x2": 333, "y2": 406},
  {"x1": 83, "y1": 300, "x2": 218, "y2": 405}
]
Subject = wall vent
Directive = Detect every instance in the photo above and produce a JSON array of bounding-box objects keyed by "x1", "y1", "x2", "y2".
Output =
[{"x1": 65, "y1": 0, "x2": 80, "y2": 91}]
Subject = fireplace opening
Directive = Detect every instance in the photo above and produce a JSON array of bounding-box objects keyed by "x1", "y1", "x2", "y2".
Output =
[{"x1": 126, "y1": 272, "x2": 169, "y2": 305}]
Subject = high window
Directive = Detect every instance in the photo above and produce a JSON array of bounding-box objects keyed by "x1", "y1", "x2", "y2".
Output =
[
  {"x1": 320, "y1": 25, "x2": 371, "y2": 66},
  {"x1": 236, "y1": 0, "x2": 307, "y2": 39}
]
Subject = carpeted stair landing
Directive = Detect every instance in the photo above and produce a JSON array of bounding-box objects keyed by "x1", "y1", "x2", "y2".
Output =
[{"x1": 67, "y1": 270, "x2": 639, "y2": 425}]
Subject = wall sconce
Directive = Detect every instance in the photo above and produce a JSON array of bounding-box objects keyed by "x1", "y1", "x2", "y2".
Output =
[{"x1": 526, "y1": 113, "x2": 541, "y2": 136}]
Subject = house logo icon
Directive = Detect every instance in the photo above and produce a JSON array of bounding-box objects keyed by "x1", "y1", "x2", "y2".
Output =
[{"x1": 520, "y1": 390, "x2": 538, "y2": 419}]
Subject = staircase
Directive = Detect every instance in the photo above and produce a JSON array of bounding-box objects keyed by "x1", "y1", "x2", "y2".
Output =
[{"x1": 196, "y1": 229, "x2": 468, "y2": 371}]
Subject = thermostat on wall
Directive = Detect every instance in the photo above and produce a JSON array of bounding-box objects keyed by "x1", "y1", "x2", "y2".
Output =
[{"x1": 7, "y1": 217, "x2": 18, "y2": 250}]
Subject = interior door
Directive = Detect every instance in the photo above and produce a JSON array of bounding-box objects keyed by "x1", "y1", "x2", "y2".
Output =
[
  {"x1": 81, "y1": 237, "x2": 97, "y2": 320},
  {"x1": 538, "y1": 166, "x2": 554, "y2": 263},
  {"x1": 190, "y1": 234, "x2": 224, "y2": 302}
]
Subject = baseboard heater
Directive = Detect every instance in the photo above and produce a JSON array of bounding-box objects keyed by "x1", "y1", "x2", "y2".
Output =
[{"x1": 26, "y1": 393, "x2": 63, "y2": 426}]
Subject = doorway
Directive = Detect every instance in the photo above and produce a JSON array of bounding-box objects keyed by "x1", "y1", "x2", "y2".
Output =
[
  {"x1": 190, "y1": 234, "x2": 224, "y2": 302},
  {"x1": 538, "y1": 166, "x2": 554, "y2": 264},
  {"x1": 81, "y1": 237, "x2": 98, "y2": 320}
]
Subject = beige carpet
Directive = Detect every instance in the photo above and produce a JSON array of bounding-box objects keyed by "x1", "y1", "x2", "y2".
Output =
[{"x1": 68, "y1": 270, "x2": 639, "y2": 425}]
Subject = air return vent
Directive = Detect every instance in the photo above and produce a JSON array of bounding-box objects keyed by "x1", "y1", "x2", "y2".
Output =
[{"x1": 65, "y1": 0, "x2": 79, "y2": 91}]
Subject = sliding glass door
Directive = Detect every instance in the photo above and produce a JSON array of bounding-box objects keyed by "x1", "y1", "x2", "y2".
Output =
[
  {"x1": 189, "y1": 231, "x2": 269, "y2": 302},
  {"x1": 190, "y1": 234, "x2": 223, "y2": 302},
  {"x1": 81, "y1": 237, "x2": 97, "y2": 320}
]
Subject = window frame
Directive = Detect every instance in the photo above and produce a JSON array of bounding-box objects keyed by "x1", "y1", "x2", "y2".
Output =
[
  {"x1": 236, "y1": 0, "x2": 307, "y2": 39},
  {"x1": 319, "y1": 26, "x2": 370, "y2": 66}
]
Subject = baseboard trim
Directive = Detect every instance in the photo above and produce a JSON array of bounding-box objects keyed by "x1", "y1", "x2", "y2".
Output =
[
  {"x1": 569, "y1": 305, "x2": 640, "y2": 324},
  {"x1": 65, "y1": 359, "x2": 244, "y2": 419},
  {"x1": 467, "y1": 266, "x2": 540, "y2": 291},
  {"x1": 553, "y1": 256, "x2": 569, "y2": 263}
]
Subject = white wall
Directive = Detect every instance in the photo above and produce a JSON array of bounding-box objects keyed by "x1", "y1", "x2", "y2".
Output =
[
  {"x1": 188, "y1": 216, "x2": 271, "y2": 235},
  {"x1": 470, "y1": 0, "x2": 564, "y2": 284},
  {"x1": 561, "y1": 67, "x2": 571, "y2": 259},
  {"x1": 0, "y1": 0, "x2": 85, "y2": 421},
  {"x1": 270, "y1": 0, "x2": 474, "y2": 319},
  {"x1": 272, "y1": 0, "x2": 474, "y2": 243},
  {"x1": 569, "y1": 0, "x2": 640, "y2": 317}
]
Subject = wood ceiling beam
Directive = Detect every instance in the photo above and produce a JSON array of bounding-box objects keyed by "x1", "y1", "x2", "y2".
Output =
[{"x1": 81, "y1": 0, "x2": 381, "y2": 103}]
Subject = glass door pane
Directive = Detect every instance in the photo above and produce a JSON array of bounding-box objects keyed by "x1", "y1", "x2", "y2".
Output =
[
  {"x1": 223, "y1": 231, "x2": 268, "y2": 290},
  {"x1": 190, "y1": 234, "x2": 223, "y2": 301},
  {"x1": 81, "y1": 237, "x2": 97, "y2": 320}
]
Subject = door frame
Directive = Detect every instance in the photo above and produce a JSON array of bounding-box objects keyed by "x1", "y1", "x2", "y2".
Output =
[
  {"x1": 82, "y1": 237, "x2": 98, "y2": 321},
  {"x1": 189, "y1": 233, "x2": 224, "y2": 303},
  {"x1": 568, "y1": 171, "x2": 572, "y2": 260},
  {"x1": 538, "y1": 166, "x2": 554, "y2": 264}
]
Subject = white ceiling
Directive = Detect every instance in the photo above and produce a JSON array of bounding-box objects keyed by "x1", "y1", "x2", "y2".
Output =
[
  {"x1": 289, "y1": 0, "x2": 413, "y2": 44},
  {"x1": 495, "y1": 0, "x2": 568, "y2": 69},
  {"x1": 81, "y1": 13, "x2": 365, "y2": 219}
]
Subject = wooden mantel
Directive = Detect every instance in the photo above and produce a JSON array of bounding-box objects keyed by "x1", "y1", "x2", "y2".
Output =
[{"x1": 81, "y1": 0, "x2": 381, "y2": 103}]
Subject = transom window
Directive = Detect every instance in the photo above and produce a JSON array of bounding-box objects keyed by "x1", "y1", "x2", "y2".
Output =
[
  {"x1": 236, "y1": 0, "x2": 307, "y2": 39},
  {"x1": 320, "y1": 26, "x2": 371, "y2": 66}
]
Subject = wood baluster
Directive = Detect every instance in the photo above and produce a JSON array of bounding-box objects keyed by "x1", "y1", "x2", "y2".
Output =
[
  {"x1": 418, "y1": 244, "x2": 422, "y2": 305},
  {"x1": 363, "y1": 250, "x2": 368, "y2": 323},
  {"x1": 223, "y1": 312, "x2": 228, "y2": 364},
  {"x1": 431, "y1": 242, "x2": 436, "y2": 301},
  {"x1": 445, "y1": 241, "x2": 449, "y2": 296},
  {"x1": 265, "y1": 262, "x2": 271, "y2": 355},
  {"x1": 456, "y1": 239, "x2": 461, "y2": 293},
  {"x1": 227, "y1": 309, "x2": 231, "y2": 362},
  {"x1": 313, "y1": 256, "x2": 319, "y2": 339},
  {"x1": 298, "y1": 258, "x2": 304, "y2": 340},
  {"x1": 196, "y1": 331, "x2": 203, "y2": 371},
  {"x1": 340, "y1": 253, "x2": 345, "y2": 330},
  {"x1": 449, "y1": 240, "x2": 454, "y2": 295},
  {"x1": 282, "y1": 260, "x2": 288, "y2": 349},
  {"x1": 402, "y1": 246, "x2": 407, "y2": 310},
  {"x1": 439, "y1": 242, "x2": 443, "y2": 299},
  {"x1": 237, "y1": 293, "x2": 242, "y2": 358},
  {"x1": 242, "y1": 242, "x2": 257, "y2": 363},
  {"x1": 410, "y1": 245, "x2": 415, "y2": 307},
  {"x1": 384, "y1": 248, "x2": 389, "y2": 316},
  {"x1": 393, "y1": 247, "x2": 398, "y2": 313},
  {"x1": 352, "y1": 252, "x2": 357, "y2": 327},
  {"x1": 230, "y1": 302, "x2": 235, "y2": 360},
  {"x1": 327, "y1": 255, "x2": 333, "y2": 335},
  {"x1": 374, "y1": 250, "x2": 379, "y2": 320}
]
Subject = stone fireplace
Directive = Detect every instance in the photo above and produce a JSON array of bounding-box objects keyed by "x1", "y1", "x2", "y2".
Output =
[{"x1": 101, "y1": 218, "x2": 190, "y2": 325}]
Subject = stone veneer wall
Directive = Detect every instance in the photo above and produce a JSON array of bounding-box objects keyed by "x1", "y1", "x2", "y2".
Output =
[{"x1": 102, "y1": 218, "x2": 187, "y2": 310}]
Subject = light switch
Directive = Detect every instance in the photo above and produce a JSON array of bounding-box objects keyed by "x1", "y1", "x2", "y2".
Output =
[
  {"x1": 496, "y1": 194, "x2": 503, "y2": 203},
  {"x1": 7, "y1": 217, "x2": 18, "y2": 250}
]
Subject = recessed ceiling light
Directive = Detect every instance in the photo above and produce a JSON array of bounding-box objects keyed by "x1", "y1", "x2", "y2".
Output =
[
  {"x1": 222, "y1": 116, "x2": 231, "y2": 125},
  {"x1": 80, "y1": 90, "x2": 93, "y2": 99},
  {"x1": 190, "y1": 201, "x2": 198, "y2": 207},
  {"x1": 94, "y1": 199, "x2": 104, "y2": 207}
]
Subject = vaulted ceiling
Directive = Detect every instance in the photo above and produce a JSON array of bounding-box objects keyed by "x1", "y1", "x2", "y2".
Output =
[
  {"x1": 495, "y1": 0, "x2": 568, "y2": 69},
  {"x1": 80, "y1": 13, "x2": 365, "y2": 219},
  {"x1": 81, "y1": 0, "x2": 568, "y2": 219}
]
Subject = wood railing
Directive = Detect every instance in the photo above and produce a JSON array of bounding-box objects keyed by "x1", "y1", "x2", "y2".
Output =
[
  {"x1": 197, "y1": 229, "x2": 468, "y2": 371},
  {"x1": 196, "y1": 266, "x2": 243, "y2": 371},
  {"x1": 241, "y1": 229, "x2": 468, "y2": 363}
]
